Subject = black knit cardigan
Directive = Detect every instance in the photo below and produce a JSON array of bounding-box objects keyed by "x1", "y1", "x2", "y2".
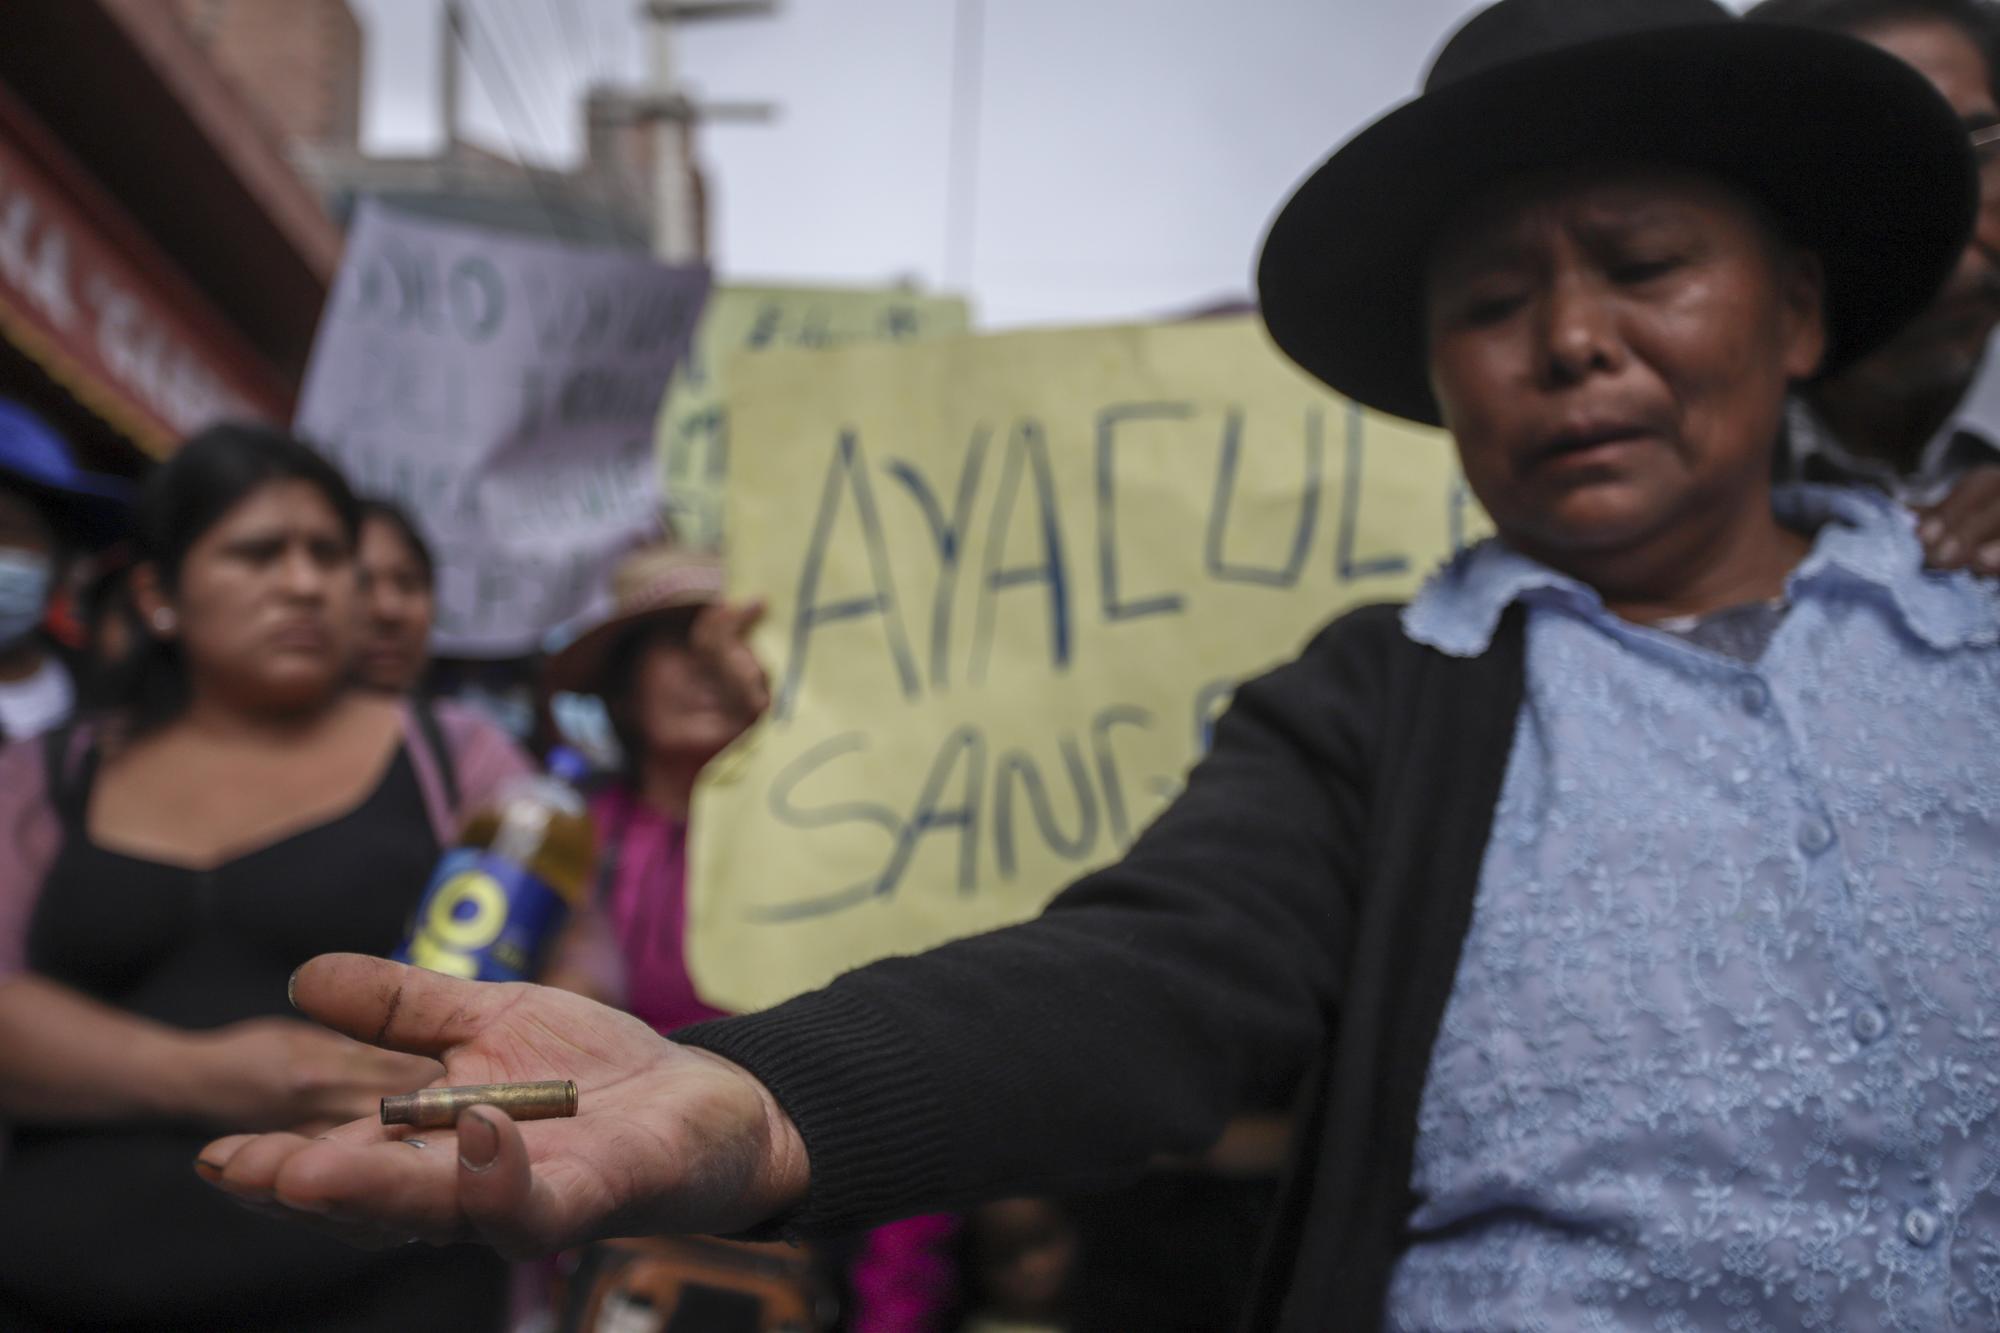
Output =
[{"x1": 678, "y1": 601, "x2": 1528, "y2": 1330}]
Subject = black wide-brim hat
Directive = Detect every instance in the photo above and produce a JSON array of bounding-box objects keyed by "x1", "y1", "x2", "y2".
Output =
[{"x1": 1257, "y1": 0, "x2": 1978, "y2": 426}]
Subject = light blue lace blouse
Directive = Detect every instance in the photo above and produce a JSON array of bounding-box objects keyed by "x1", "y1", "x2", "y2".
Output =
[{"x1": 1386, "y1": 486, "x2": 2000, "y2": 1331}]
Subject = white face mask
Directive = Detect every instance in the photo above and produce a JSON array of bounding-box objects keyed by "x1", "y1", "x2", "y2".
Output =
[{"x1": 0, "y1": 548, "x2": 53, "y2": 647}]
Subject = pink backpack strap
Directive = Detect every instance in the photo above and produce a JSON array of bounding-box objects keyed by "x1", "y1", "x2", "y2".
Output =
[
  {"x1": 400, "y1": 701, "x2": 460, "y2": 846},
  {"x1": 401, "y1": 700, "x2": 535, "y2": 846},
  {"x1": 39, "y1": 721, "x2": 100, "y2": 831}
]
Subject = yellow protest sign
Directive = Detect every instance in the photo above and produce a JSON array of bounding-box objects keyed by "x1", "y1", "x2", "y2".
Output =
[
  {"x1": 658, "y1": 284, "x2": 972, "y2": 549},
  {"x1": 687, "y1": 315, "x2": 1487, "y2": 1012}
]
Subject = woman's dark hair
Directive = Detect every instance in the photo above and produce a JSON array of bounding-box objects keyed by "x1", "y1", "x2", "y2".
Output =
[
  {"x1": 102, "y1": 421, "x2": 361, "y2": 735},
  {"x1": 74, "y1": 558, "x2": 146, "y2": 714},
  {"x1": 598, "y1": 611, "x2": 696, "y2": 781},
  {"x1": 357, "y1": 498, "x2": 436, "y2": 587}
]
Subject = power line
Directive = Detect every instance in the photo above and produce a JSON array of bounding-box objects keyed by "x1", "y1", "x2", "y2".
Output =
[
  {"x1": 544, "y1": 0, "x2": 596, "y2": 94},
  {"x1": 560, "y1": 0, "x2": 652, "y2": 236},
  {"x1": 476, "y1": 0, "x2": 568, "y2": 153},
  {"x1": 575, "y1": 0, "x2": 607, "y2": 84},
  {"x1": 460, "y1": 0, "x2": 572, "y2": 160},
  {"x1": 506, "y1": 0, "x2": 582, "y2": 116},
  {"x1": 452, "y1": 4, "x2": 587, "y2": 240},
  {"x1": 586, "y1": 0, "x2": 642, "y2": 86},
  {"x1": 589, "y1": 0, "x2": 625, "y2": 83}
]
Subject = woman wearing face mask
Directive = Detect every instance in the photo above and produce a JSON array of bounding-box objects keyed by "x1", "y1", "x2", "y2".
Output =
[
  {"x1": 0, "y1": 423, "x2": 530, "y2": 1329},
  {"x1": 354, "y1": 499, "x2": 438, "y2": 698},
  {"x1": 0, "y1": 400, "x2": 130, "y2": 743}
]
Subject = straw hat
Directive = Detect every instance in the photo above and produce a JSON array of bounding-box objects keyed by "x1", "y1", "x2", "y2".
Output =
[{"x1": 542, "y1": 543, "x2": 725, "y2": 696}]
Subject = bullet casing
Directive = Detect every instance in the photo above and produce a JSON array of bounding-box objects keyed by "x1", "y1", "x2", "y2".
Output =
[{"x1": 381, "y1": 1079, "x2": 578, "y2": 1128}]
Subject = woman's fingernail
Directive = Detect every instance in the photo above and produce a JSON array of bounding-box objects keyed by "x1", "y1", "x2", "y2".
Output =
[
  {"x1": 1919, "y1": 518, "x2": 1944, "y2": 543},
  {"x1": 193, "y1": 1158, "x2": 224, "y2": 1178},
  {"x1": 1979, "y1": 541, "x2": 2000, "y2": 570},
  {"x1": 1936, "y1": 537, "x2": 1964, "y2": 565},
  {"x1": 286, "y1": 967, "x2": 301, "y2": 1010},
  {"x1": 458, "y1": 1110, "x2": 500, "y2": 1174}
]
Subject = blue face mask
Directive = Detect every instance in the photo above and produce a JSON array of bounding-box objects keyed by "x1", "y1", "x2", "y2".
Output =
[{"x1": 0, "y1": 549, "x2": 53, "y2": 647}]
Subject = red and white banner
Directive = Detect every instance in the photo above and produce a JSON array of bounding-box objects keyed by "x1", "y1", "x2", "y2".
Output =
[{"x1": 0, "y1": 84, "x2": 286, "y2": 456}]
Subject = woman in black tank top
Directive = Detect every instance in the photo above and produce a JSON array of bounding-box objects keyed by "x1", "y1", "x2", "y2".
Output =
[{"x1": 0, "y1": 428, "x2": 507, "y2": 1329}]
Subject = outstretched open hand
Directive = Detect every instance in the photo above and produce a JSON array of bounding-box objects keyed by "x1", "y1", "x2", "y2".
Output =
[{"x1": 195, "y1": 954, "x2": 809, "y2": 1258}]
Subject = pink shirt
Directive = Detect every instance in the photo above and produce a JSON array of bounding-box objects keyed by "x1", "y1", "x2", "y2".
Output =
[
  {"x1": 585, "y1": 783, "x2": 955, "y2": 1329},
  {"x1": 588, "y1": 783, "x2": 726, "y2": 1036}
]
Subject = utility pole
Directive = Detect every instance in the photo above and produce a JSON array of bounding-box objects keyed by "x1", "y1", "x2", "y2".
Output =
[
  {"x1": 440, "y1": 0, "x2": 464, "y2": 161},
  {"x1": 648, "y1": 11, "x2": 699, "y2": 262},
  {"x1": 635, "y1": 0, "x2": 779, "y2": 263}
]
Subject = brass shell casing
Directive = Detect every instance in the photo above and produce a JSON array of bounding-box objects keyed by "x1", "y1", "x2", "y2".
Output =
[{"x1": 380, "y1": 1080, "x2": 578, "y2": 1128}]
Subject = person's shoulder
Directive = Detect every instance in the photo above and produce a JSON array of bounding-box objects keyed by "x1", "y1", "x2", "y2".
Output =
[
  {"x1": 0, "y1": 728, "x2": 65, "y2": 846},
  {"x1": 403, "y1": 695, "x2": 521, "y2": 756},
  {"x1": 1287, "y1": 602, "x2": 1430, "y2": 680},
  {"x1": 0, "y1": 731, "x2": 53, "y2": 790},
  {"x1": 413, "y1": 695, "x2": 535, "y2": 790},
  {"x1": 1300, "y1": 602, "x2": 1413, "y2": 654},
  {"x1": 1229, "y1": 603, "x2": 1417, "y2": 722},
  {"x1": 421, "y1": 695, "x2": 476, "y2": 726},
  {"x1": 1251, "y1": 595, "x2": 1524, "y2": 713}
]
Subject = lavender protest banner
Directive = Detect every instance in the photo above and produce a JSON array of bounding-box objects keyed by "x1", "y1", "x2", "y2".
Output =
[{"x1": 296, "y1": 201, "x2": 711, "y2": 655}]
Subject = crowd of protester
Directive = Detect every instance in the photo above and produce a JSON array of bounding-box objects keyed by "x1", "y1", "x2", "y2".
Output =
[{"x1": 5, "y1": 0, "x2": 2000, "y2": 1330}]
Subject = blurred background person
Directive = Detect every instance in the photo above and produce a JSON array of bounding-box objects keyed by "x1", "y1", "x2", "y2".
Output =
[
  {"x1": 354, "y1": 497, "x2": 438, "y2": 697},
  {"x1": 351, "y1": 497, "x2": 621, "y2": 1008},
  {"x1": 1052, "y1": 1114, "x2": 1290, "y2": 1333},
  {"x1": 957, "y1": 1199, "x2": 1076, "y2": 1333},
  {"x1": 540, "y1": 543, "x2": 762, "y2": 1037},
  {"x1": 0, "y1": 399, "x2": 130, "y2": 744},
  {"x1": 1751, "y1": 0, "x2": 2000, "y2": 570},
  {"x1": 542, "y1": 544, "x2": 958, "y2": 1331},
  {"x1": 354, "y1": 507, "x2": 620, "y2": 1324},
  {"x1": 0, "y1": 422, "x2": 534, "y2": 1330}
]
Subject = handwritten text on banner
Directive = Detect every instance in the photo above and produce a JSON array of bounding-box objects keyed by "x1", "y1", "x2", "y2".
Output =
[
  {"x1": 687, "y1": 317, "x2": 1487, "y2": 1012},
  {"x1": 658, "y1": 284, "x2": 970, "y2": 551}
]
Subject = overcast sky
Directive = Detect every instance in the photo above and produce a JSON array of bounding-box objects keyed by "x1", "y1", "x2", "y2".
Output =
[{"x1": 346, "y1": 1, "x2": 1751, "y2": 328}]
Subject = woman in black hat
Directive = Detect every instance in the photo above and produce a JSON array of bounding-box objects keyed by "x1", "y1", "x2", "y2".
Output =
[{"x1": 200, "y1": 2, "x2": 2000, "y2": 1329}]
